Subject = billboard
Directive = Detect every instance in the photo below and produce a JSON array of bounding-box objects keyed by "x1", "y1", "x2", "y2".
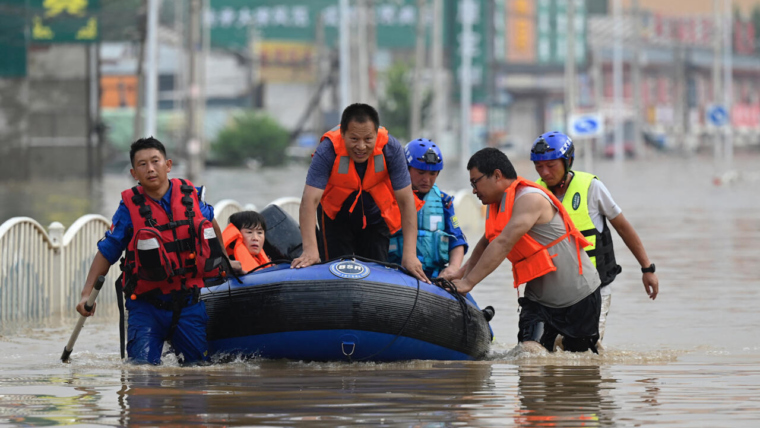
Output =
[
  {"x1": 29, "y1": 0, "x2": 100, "y2": 43},
  {"x1": 101, "y1": 75, "x2": 138, "y2": 108}
]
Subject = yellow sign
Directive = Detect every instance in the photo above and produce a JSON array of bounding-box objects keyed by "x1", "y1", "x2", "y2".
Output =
[{"x1": 44, "y1": 0, "x2": 88, "y2": 18}]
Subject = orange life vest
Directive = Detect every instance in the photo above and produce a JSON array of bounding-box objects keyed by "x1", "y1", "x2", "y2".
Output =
[
  {"x1": 485, "y1": 176, "x2": 591, "y2": 288},
  {"x1": 222, "y1": 223, "x2": 271, "y2": 272},
  {"x1": 319, "y1": 126, "x2": 404, "y2": 234}
]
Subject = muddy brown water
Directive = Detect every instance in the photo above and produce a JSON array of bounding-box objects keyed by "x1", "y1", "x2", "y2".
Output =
[{"x1": 1, "y1": 153, "x2": 759, "y2": 426}]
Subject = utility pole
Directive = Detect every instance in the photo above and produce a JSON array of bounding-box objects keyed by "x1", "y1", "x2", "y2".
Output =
[
  {"x1": 713, "y1": 0, "x2": 723, "y2": 161},
  {"x1": 632, "y1": 0, "x2": 643, "y2": 158},
  {"x1": 565, "y1": 0, "x2": 576, "y2": 128},
  {"x1": 186, "y1": 0, "x2": 202, "y2": 182},
  {"x1": 612, "y1": 0, "x2": 624, "y2": 164},
  {"x1": 144, "y1": 0, "x2": 159, "y2": 137},
  {"x1": 431, "y1": 0, "x2": 443, "y2": 145},
  {"x1": 339, "y1": 0, "x2": 351, "y2": 109},
  {"x1": 367, "y1": 0, "x2": 377, "y2": 106},
  {"x1": 460, "y1": 0, "x2": 476, "y2": 165},
  {"x1": 357, "y1": 0, "x2": 370, "y2": 103},
  {"x1": 723, "y1": 0, "x2": 733, "y2": 165},
  {"x1": 411, "y1": 0, "x2": 426, "y2": 139}
]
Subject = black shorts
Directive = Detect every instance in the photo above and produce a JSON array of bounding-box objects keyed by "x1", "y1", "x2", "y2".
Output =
[
  {"x1": 517, "y1": 286, "x2": 602, "y2": 353},
  {"x1": 317, "y1": 204, "x2": 391, "y2": 262}
]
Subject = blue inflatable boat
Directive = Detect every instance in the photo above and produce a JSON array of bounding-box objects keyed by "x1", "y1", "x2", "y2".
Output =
[{"x1": 201, "y1": 259, "x2": 493, "y2": 362}]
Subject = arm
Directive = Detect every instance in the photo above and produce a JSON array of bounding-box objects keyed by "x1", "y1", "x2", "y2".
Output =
[
  {"x1": 291, "y1": 184, "x2": 324, "y2": 268},
  {"x1": 76, "y1": 252, "x2": 112, "y2": 317},
  {"x1": 453, "y1": 193, "x2": 548, "y2": 294},
  {"x1": 609, "y1": 213, "x2": 659, "y2": 300},
  {"x1": 395, "y1": 184, "x2": 429, "y2": 283}
]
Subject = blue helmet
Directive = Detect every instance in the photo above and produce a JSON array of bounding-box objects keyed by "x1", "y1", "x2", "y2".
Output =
[
  {"x1": 530, "y1": 131, "x2": 575, "y2": 170},
  {"x1": 405, "y1": 138, "x2": 444, "y2": 171}
]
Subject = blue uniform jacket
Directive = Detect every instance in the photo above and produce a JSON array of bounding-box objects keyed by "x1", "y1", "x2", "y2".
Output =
[{"x1": 98, "y1": 182, "x2": 214, "y2": 265}]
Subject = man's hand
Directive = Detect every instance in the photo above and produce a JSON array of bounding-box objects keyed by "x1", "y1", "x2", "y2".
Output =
[
  {"x1": 291, "y1": 248, "x2": 320, "y2": 269},
  {"x1": 402, "y1": 256, "x2": 430, "y2": 283},
  {"x1": 643, "y1": 272, "x2": 659, "y2": 300},
  {"x1": 229, "y1": 260, "x2": 244, "y2": 274},
  {"x1": 76, "y1": 295, "x2": 96, "y2": 317},
  {"x1": 452, "y1": 278, "x2": 475, "y2": 295},
  {"x1": 439, "y1": 264, "x2": 465, "y2": 281}
]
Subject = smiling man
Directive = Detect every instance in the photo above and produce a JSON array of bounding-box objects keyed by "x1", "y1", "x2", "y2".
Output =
[{"x1": 291, "y1": 103, "x2": 428, "y2": 283}]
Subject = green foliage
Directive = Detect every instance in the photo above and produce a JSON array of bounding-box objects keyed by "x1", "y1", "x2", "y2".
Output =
[
  {"x1": 378, "y1": 61, "x2": 433, "y2": 143},
  {"x1": 101, "y1": 0, "x2": 143, "y2": 41},
  {"x1": 212, "y1": 111, "x2": 290, "y2": 167},
  {"x1": 378, "y1": 62, "x2": 412, "y2": 141}
]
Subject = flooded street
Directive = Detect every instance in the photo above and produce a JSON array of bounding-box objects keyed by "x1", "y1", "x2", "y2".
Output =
[{"x1": 1, "y1": 152, "x2": 760, "y2": 426}]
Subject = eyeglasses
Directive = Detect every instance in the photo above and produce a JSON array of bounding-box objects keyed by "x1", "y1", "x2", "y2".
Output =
[{"x1": 470, "y1": 174, "x2": 486, "y2": 189}]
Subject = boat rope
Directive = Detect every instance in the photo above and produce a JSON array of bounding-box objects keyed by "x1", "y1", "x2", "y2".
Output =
[{"x1": 431, "y1": 278, "x2": 472, "y2": 346}]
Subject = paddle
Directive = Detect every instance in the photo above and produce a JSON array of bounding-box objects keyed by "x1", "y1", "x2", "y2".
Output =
[{"x1": 61, "y1": 275, "x2": 106, "y2": 362}]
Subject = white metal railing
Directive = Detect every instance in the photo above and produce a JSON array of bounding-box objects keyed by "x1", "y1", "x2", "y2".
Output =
[
  {"x1": 0, "y1": 216, "x2": 119, "y2": 322},
  {"x1": 0, "y1": 190, "x2": 485, "y2": 322},
  {"x1": 453, "y1": 190, "x2": 486, "y2": 242},
  {"x1": 214, "y1": 199, "x2": 244, "y2": 229},
  {"x1": 60, "y1": 215, "x2": 122, "y2": 317}
]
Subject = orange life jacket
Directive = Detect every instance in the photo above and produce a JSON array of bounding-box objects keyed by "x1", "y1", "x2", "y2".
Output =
[
  {"x1": 222, "y1": 223, "x2": 271, "y2": 272},
  {"x1": 485, "y1": 176, "x2": 591, "y2": 288},
  {"x1": 319, "y1": 126, "x2": 404, "y2": 234},
  {"x1": 121, "y1": 178, "x2": 223, "y2": 296}
]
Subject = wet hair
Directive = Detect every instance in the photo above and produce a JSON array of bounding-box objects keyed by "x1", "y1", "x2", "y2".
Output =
[
  {"x1": 229, "y1": 211, "x2": 267, "y2": 232},
  {"x1": 466, "y1": 148, "x2": 517, "y2": 179},
  {"x1": 130, "y1": 137, "x2": 167, "y2": 167},
  {"x1": 340, "y1": 103, "x2": 380, "y2": 132}
]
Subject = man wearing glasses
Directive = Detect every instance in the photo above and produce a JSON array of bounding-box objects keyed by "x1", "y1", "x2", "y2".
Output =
[{"x1": 451, "y1": 147, "x2": 602, "y2": 354}]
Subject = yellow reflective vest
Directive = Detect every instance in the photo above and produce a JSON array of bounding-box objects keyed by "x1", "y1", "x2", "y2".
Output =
[{"x1": 537, "y1": 171, "x2": 621, "y2": 286}]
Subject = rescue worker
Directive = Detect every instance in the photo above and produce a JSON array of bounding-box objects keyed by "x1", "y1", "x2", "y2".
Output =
[
  {"x1": 75, "y1": 137, "x2": 239, "y2": 365},
  {"x1": 222, "y1": 211, "x2": 271, "y2": 273},
  {"x1": 290, "y1": 103, "x2": 428, "y2": 283},
  {"x1": 388, "y1": 138, "x2": 468, "y2": 279},
  {"x1": 452, "y1": 148, "x2": 602, "y2": 353},
  {"x1": 530, "y1": 131, "x2": 659, "y2": 346}
]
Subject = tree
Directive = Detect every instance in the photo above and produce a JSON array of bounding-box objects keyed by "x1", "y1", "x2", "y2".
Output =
[
  {"x1": 752, "y1": 5, "x2": 760, "y2": 54},
  {"x1": 378, "y1": 61, "x2": 432, "y2": 143},
  {"x1": 211, "y1": 111, "x2": 291, "y2": 167}
]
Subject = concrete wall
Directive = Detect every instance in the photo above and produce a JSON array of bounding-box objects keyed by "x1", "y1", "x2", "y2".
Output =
[
  {"x1": 0, "y1": 78, "x2": 29, "y2": 180},
  {"x1": 0, "y1": 45, "x2": 94, "y2": 181}
]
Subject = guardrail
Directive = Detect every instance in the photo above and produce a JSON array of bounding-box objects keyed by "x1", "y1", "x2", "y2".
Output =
[{"x1": 0, "y1": 192, "x2": 484, "y2": 322}]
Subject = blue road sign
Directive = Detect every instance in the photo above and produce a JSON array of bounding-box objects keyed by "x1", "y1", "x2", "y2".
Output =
[
  {"x1": 568, "y1": 113, "x2": 603, "y2": 138},
  {"x1": 707, "y1": 105, "x2": 729, "y2": 127}
]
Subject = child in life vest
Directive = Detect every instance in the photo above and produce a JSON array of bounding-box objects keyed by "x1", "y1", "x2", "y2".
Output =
[{"x1": 222, "y1": 211, "x2": 271, "y2": 273}]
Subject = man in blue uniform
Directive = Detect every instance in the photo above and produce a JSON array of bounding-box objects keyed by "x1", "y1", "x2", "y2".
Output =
[
  {"x1": 76, "y1": 137, "x2": 239, "y2": 365},
  {"x1": 388, "y1": 138, "x2": 468, "y2": 279}
]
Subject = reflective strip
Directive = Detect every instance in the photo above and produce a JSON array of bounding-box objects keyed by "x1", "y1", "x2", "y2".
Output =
[
  {"x1": 486, "y1": 207, "x2": 490, "y2": 220},
  {"x1": 500, "y1": 192, "x2": 507, "y2": 212},
  {"x1": 374, "y1": 154, "x2": 385, "y2": 173},
  {"x1": 203, "y1": 228, "x2": 216, "y2": 239},
  {"x1": 338, "y1": 156, "x2": 350, "y2": 174},
  {"x1": 137, "y1": 238, "x2": 160, "y2": 251}
]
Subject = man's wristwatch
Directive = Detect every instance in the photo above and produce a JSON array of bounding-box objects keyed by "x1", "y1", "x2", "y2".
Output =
[{"x1": 641, "y1": 263, "x2": 656, "y2": 274}]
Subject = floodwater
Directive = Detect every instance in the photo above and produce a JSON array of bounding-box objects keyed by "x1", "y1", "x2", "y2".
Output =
[{"x1": 1, "y1": 152, "x2": 760, "y2": 426}]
